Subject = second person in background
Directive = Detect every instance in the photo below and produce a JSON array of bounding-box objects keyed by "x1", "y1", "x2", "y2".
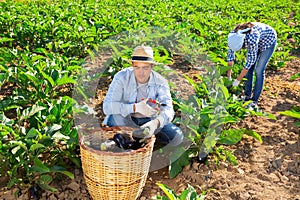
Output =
[{"x1": 227, "y1": 22, "x2": 277, "y2": 109}]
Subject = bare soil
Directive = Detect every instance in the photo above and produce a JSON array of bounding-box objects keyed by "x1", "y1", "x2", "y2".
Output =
[{"x1": 0, "y1": 57, "x2": 299, "y2": 200}]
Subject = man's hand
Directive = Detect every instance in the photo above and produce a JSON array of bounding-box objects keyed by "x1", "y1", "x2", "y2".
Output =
[
  {"x1": 134, "y1": 98, "x2": 158, "y2": 117},
  {"x1": 140, "y1": 119, "x2": 159, "y2": 137},
  {"x1": 232, "y1": 79, "x2": 240, "y2": 87}
]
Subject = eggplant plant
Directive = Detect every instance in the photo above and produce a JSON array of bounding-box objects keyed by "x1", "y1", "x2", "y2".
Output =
[
  {"x1": 156, "y1": 183, "x2": 206, "y2": 200},
  {"x1": 169, "y1": 64, "x2": 266, "y2": 178},
  {"x1": 0, "y1": 0, "x2": 298, "y2": 195}
]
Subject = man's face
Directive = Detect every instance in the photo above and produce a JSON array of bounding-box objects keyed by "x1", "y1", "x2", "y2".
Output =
[{"x1": 132, "y1": 62, "x2": 153, "y2": 84}]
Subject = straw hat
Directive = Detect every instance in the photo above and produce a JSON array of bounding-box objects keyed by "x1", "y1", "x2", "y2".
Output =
[{"x1": 131, "y1": 46, "x2": 156, "y2": 64}]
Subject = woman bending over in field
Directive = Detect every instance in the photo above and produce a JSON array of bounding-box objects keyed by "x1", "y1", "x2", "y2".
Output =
[{"x1": 227, "y1": 22, "x2": 277, "y2": 109}]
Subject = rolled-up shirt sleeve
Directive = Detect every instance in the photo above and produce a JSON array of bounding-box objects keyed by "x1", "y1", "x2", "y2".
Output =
[
  {"x1": 103, "y1": 72, "x2": 134, "y2": 117},
  {"x1": 227, "y1": 49, "x2": 235, "y2": 62}
]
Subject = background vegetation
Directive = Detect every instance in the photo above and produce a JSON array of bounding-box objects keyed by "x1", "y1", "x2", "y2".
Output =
[{"x1": 0, "y1": 0, "x2": 299, "y2": 195}]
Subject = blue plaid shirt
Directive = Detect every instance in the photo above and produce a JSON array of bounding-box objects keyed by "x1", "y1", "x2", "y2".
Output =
[
  {"x1": 228, "y1": 22, "x2": 277, "y2": 70},
  {"x1": 103, "y1": 67, "x2": 174, "y2": 127}
]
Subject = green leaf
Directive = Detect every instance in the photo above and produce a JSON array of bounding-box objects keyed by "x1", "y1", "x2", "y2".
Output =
[
  {"x1": 249, "y1": 109, "x2": 277, "y2": 120},
  {"x1": 169, "y1": 148, "x2": 191, "y2": 178},
  {"x1": 0, "y1": 99, "x2": 13, "y2": 111},
  {"x1": 44, "y1": 124, "x2": 62, "y2": 135},
  {"x1": 279, "y1": 110, "x2": 300, "y2": 119},
  {"x1": 223, "y1": 150, "x2": 238, "y2": 165},
  {"x1": 212, "y1": 116, "x2": 238, "y2": 127},
  {"x1": 21, "y1": 105, "x2": 46, "y2": 121},
  {"x1": 0, "y1": 113, "x2": 14, "y2": 126},
  {"x1": 24, "y1": 72, "x2": 40, "y2": 87},
  {"x1": 244, "y1": 129, "x2": 262, "y2": 143},
  {"x1": 179, "y1": 190, "x2": 189, "y2": 200},
  {"x1": 9, "y1": 141, "x2": 27, "y2": 153},
  {"x1": 69, "y1": 157, "x2": 81, "y2": 168},
  {"x1": 156, "y1": 183, "x2": 178, "y2": 200},
  {"x1": 26, "y1": 128, "x2": 39, "y2": 138},
  {"x1": 55, "y1": 76, "x2": 76, "y2": 86},
  {"x1": 41, "y1": 71, "x2": 55, "y2": 87},
  {"x1": 75, "y1": 85, "x2": 89, "y2": 102},
  {"x1": 67, "y1": 65, "x2": 83, "y2": 72},
  {"x1": 34, "y1": 48, "x2": 47, "y2": 55},
  {"x1": 202, "y1": 131, "x2": 218, "y2": 153},
  {"x1": 292, "y1": 106, "x2": 300, "y2": 112},
  {"x1": 155, "y1": 196, "x2": 168, "y2": 200},
  {"x1": 0, "y1": 37, "x2": 14, "y2": 43},
  {"x1": 0, "y1": 124, "x2": 15, "y2": 135},
  {"x1": 290, "y1": 73, "x2": 300, "y2": 81},
  {"x1": 37, "y1": 174, "x2": 57, "y2": 192},
  {"x1": 50, "y1": 166, "x2": 74, "y2": 179},
  {"x1": 29, "y1": 144, "x2": 45, "y2": 152},
  {"x1": 11, "y1": 145, "x2": 21, "y2": 155},
  {"x1": 32, "y1": 55, "x2": 45, "y2": 62},
  {"x1": 31, "y1": 158, "x2": 50, "y2": 173},
  {"x1": 264, "y1": 112, "x2": 277, "y2": 120},
  {"x1": 218, "y1": 129, "x2": 244, "y2": 145},
  {"x1": 45, "y1": 114, "x2": 56, "y2": 123},
  {"x1": 7, "y1": 178, "x2": 19, "y2": 189},
  {"x1": 51, "y1": 131, "x2": 70, "y2": 140},
  {"x1": 217, "y1": 83, "x2": 230, "y2": 100}
]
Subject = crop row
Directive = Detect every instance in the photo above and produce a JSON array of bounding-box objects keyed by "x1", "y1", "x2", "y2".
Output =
[{"x1": 0, "y1": 0, "x2": 299, "y2": 195}]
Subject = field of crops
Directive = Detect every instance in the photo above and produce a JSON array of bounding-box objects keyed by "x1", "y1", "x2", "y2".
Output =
[{"x1": 1, "y1": 0, "x2": 299, "y2": 199}]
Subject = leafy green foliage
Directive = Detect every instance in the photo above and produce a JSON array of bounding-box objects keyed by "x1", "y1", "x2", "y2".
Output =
[
  {"x1": 218, "y1": 129, "x2": 244, "y2": 145},
  {"x1": 279, "y1": 106, "x2": 300, "y2": 127},
  {"x1": 171, "y1": 61, "x2": 275, "y2": 177},
  {"x1": 156, "y1": 183, "x2": 206, "y2": 200},
  {"x1": 0, "y1": 0, "x2": 298, "y2": 195},
  {"x1": 290, "y1": 73, "x2": 300, "y2": 81},
  {"x1": 215, "y1": 146, "x2": 238, "y2": 166},
  {"x1": 0, "y1": 97, "x2": 80, "y2": 190},
  {"x1": 217, "y1": 129, "x2": 262, "y2": 165},
  {"x1": 280, "y1": 106, "x2": 300, "y2": 119},
  {"x1": 169, "y1": 147, "x2": 192, "y2": 179}
]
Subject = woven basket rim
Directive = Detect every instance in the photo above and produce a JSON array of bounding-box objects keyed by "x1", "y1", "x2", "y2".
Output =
[{"x1": 79, "y1": 126, "x2": 155, "y2": 156}]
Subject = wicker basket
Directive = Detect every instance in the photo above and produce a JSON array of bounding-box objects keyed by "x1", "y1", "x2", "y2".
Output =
[{"x1": 79, "y1": 127, "x2": 155, "y2": 200}]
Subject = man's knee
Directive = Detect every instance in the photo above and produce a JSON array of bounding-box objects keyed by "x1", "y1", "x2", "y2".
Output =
[
  {"x1": 106, "y1": 114, "x2": 126, "y2": 126},
  {"x1": 169, "y1": 129, "x2": 184, "y2": 146}
]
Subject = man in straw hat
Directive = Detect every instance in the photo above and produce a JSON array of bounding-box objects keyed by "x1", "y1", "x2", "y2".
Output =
[{"x1": 103, "y1": 46, "x2": 183, "y2": 146}]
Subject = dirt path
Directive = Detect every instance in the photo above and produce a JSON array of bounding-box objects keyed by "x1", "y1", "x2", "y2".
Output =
[{"x1": 0, "y1": 58, "x2": 299, "y2": 200}]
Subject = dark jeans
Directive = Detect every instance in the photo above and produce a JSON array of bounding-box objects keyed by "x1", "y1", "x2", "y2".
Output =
[{"x1": 244, "y1": 42, "x2": 276, "y2": 102}]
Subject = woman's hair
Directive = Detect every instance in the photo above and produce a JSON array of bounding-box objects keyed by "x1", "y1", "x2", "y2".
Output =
[{"x1": 234, "y1": 22, "x2": 255, "y2": 33}]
